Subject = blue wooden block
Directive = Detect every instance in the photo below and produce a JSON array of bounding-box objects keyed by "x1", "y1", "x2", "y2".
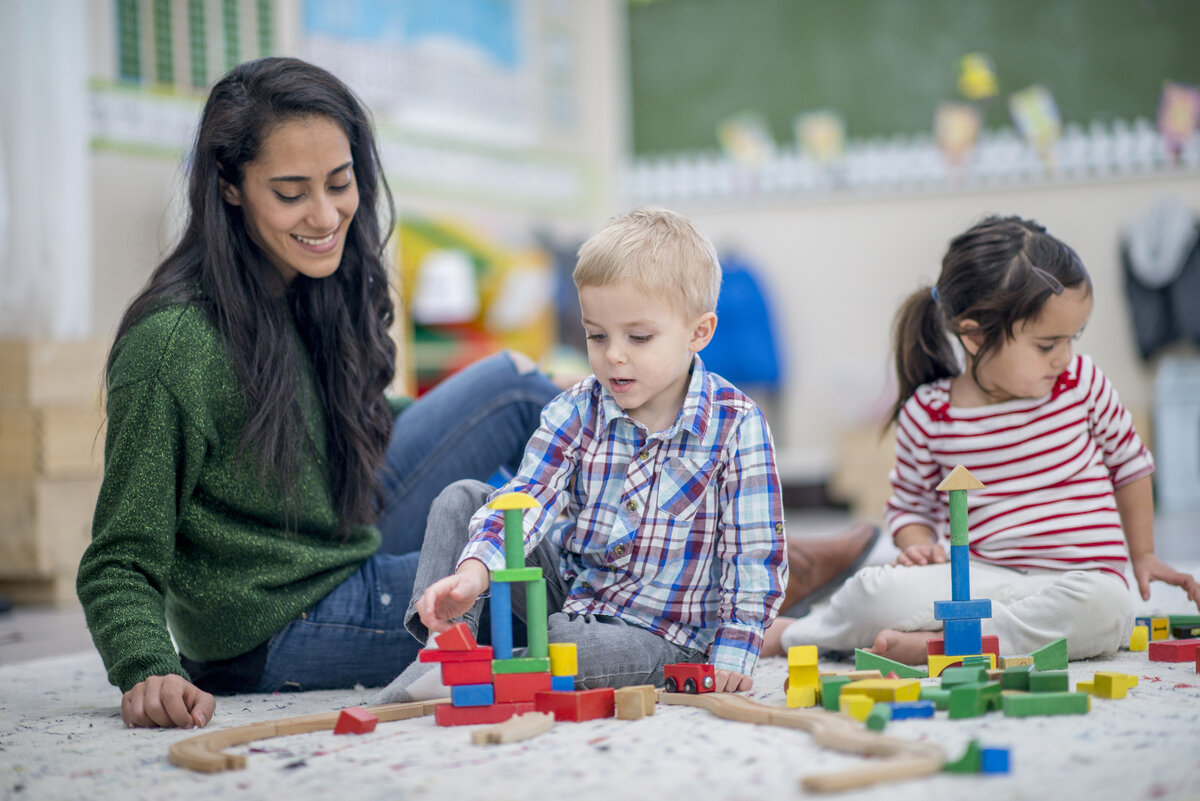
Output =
[
  {"x1": 451, "y1": 682, "x2": 494, "y2": 707},
  {"x1": 551, "y1": 675, "x2": 575, "y2": 691},
  {"x1": 944, "y1": 618, "x2": 982, "y2": 656},
  {"x1": 934, "y1": 599, "x2": 992, "y2": 620},
  {"x1": 885, "y1": 700, "x2": 936, "y2": 720},
  {"x1": 980, "y1": 747, "x2": 1011, "y2": 774},
  {"x1": 489, "y1": 580, "x2": 513, "y2": 660},
  {"x1": 951, "y1": 544, "x2": 971, "y2": 601}
]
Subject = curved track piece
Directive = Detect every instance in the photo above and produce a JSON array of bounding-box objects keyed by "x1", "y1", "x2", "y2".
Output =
[
  {"x1": 168, "y1": 699, "x2": 448, "y2": 773},
  {"x1": 657, "y1": 691, "x2": 944, "y2": 792}
]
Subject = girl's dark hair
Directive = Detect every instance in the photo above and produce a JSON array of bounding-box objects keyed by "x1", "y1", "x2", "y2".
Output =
[
  {"x1": 888, "y1": 215, "x2": 1091, "y2": 424},
  {"x1": 111, "y1": 57, "x2": 396, "y2": 532}
]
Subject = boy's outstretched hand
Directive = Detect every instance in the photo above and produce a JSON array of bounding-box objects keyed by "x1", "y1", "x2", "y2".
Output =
[
  {"x1": 1130, "y1": 552, "x2": 1200, "y2": 610},
  {"x1": 713, "y1": 669, "x2": 753, "y2": 693},
  {"x1": 122, "y1": 673, "x2": 215, "y2": 729},
  {"x1": 416, "y1": 558, "x2": 490, "y2": 634}
]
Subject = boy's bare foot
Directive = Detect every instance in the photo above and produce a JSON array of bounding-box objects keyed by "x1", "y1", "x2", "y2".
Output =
[
  {"x1": 762, "y1": 616, "x2": 794, "y2": 658},
  {"x1": 781, "y1": 524, "x2": 880, "y2": 616},
  {"x1": 867, "y1": 629, "x2": 940, "y2": 665}
]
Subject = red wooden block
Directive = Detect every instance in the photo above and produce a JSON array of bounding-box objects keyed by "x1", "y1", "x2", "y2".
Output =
[
  {"x1": 440, "y1": 658, "x2": 494, "y2": 686},
  {"x1": 1148, "y1": 638, "x2": 1200, "y2": 663},
  {"x1": 493, "y1": 671, "x2": 553, "y2": 703},
  {"x1": 927, "y1": 635, "x2": 999, "y2": 657},
  {"x1": 434, "y1": 701, "x2": 536, "y2": 727},
  {"x1": 1195, "y1": 649, "x2": 1199, "y2": 674},
  {"x1": 434, "y1": 622, "x2": 479, "y2": 652},
  {"x1": 333, "y1": 706, "x2": 378, "y2": 734},
  {"x1": 534, "y1": 688, "x2": 616, "y2": 722},
  {"x1": 419, "y1": 645, "x2": 494, "y2": 664}
]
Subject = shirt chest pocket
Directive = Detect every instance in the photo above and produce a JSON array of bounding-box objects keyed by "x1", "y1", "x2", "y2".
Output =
[{"x1": 654, "y1": 456, "x2": 716, "y2": 521}]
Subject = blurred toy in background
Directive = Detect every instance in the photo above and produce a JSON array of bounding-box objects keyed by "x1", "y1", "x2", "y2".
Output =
[
  {"x1": 956, "y1": 53, "x2": 999, "y2": 102},
  {"x1": 794, "y1": 109, "x2": 847, "y2": 165},
  {"x1": 717, "y1": 111, "x2": 775, "y2": 169},
  {"x1": 934, "y1": 102, "x2": 982, "y2": 165},
  {"x1": 398, "y1": 217, "x2": 556, "y2": 395},
  {"x1": 1009, "y1": 84, "x2": 1062, "y2": 169},
  {"x1": 1157, "y1": 81, "x2": 1200, "y2": 161}
]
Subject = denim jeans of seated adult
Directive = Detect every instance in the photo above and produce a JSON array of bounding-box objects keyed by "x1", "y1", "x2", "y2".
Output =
[{"x1": 253, "y1": 352, "x2": 560, "y2": 691}]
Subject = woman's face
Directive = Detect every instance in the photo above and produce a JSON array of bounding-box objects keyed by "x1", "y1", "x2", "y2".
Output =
[{"x1": 221, "y1": 115, "x2": 359, "y2": 285}]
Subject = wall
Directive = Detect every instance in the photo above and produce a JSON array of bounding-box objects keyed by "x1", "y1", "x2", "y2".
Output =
[{"x1": 673, "y1": 172, "x2": 1200, "y2": 478}]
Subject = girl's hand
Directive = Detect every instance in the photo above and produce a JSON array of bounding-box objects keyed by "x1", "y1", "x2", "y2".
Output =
[
  {"x1": 1129, "y1": 552, "x2": 1200, "y2": 609},
  {"x1": 416, "y1": 559, "x2": 490, "y2": 634},
  {"x1": 895, "y1": 542, "x2": 947, "y2": 567},
  {"x1": 122, "y1": 674, "x2": 215, "y2": 728},
  {"x1": 713, "y1": 669, "x2": 754, "y2": 693}
]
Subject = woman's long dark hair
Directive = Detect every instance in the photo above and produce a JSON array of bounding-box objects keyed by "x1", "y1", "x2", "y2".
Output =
[
  {"x1": 888, "y1": 215, "x2": 1091, "y2": 424},
  {"x1": 111, "y1": 57, "x2": 396, "y2": 532}
]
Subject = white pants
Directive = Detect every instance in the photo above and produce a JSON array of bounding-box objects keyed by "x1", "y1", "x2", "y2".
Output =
[{"x1": 779, "y1": 562, "x2": 1135, "y2": 661}]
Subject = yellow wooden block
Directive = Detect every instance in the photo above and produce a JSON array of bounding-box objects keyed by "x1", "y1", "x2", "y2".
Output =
[
  {"x1": 1129, "y1": 625, "x2": 1149, "y2": 652},
  {"x1": 1151, "y1": 618, "x2": 1170, "y2": 641},
  {"x1": 1093, "y1": 672, "x2": 1137, "y2": 700},
  {"x1": 840, "y1": 678, "x2": 921, "y2": 703},
  {"x1": 838, "y1": 693, "x2": 874, "y2": 721},
  {"x1": 927, "y1": 652, "x2": 996, "y2": 678},
  {"x1": 999, "y1": 655, "x2": 1034, "y2": 669},
  {"x1": 548, "y1": 642, "x2": 578, "y2": 676},
  {"x1": 1077, "y1": 680, "x2": 1094, "y2": 695},
  {"x1": 786, "y1": 685, "x2": 818, "y2": 708},
  {"x1": 788, "y1": 645, "x2": 818, "y2": 666}
]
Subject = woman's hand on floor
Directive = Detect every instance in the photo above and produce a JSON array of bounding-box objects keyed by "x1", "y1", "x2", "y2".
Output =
[{"x1": 122, "y1": 673, "x2": 215, "y2": 729}]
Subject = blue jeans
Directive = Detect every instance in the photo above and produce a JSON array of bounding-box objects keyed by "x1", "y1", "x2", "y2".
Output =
[{"x1": 253, "y1": 353, "x2": 559, "y2": 692}]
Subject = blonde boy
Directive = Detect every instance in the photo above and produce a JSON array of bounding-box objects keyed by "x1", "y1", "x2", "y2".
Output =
[{"x1": 375, "y1": 208, "x2": 786, "y2": 701}]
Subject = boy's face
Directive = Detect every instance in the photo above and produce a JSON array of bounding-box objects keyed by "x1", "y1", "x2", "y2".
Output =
[{"x1": 579, "y1": 280, "x2": 716, "y2": 433}]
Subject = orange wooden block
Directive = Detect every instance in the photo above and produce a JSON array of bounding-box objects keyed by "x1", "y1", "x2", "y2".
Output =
[{"x1": 333, "y1": 706, "x2": 378, "y2": 734}]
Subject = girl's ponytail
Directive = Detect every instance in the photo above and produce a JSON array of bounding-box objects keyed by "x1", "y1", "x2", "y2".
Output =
[{"x1": 888, "y1": 286, "x2": 957, "y2": 425}]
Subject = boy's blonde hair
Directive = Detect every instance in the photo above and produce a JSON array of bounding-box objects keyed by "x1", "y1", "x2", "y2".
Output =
[{"x1": 573, "y1": 208, "x2": 722, "y2": 319}]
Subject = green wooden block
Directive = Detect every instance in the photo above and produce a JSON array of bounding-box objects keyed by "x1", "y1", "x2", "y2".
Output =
[
  {"x1": 502, "y1": 509, "x2": 524, "y2": 570},
  {"x1": 960, "y1": 655, "x2": 990, "y2": 667},
  {"x1": 525, "y1": 578, "x2": 548, "y2": 659},
  {"x1": 853, "y1": 649, "x2": 928, "y2": 679},
  {"x1": 1001, "y1": 691, "x2": 1090, "y2": 717},
  {"x1": 943, "y1": 740, "x2": 982, "y2": 773},
  {"x1": 1000, "y1": 665, "x2": 1033, "y2": 691},
  {"x1": 948, "y1": 682, "x2": 1002, "y2": 719},
  {"x1": 940, "y1": 665, "x2": 989, "y2": 688},
  {"x1": 1029, "y1": 670, "x2": 1069, "y2": 693},
  {"x1": 492, "y1": 657, "x2": 551, "y2": 674},
  {"x1": 491, "y1": 567, "x2": 543, "y2": 583},
  {"x1": 820, "y1": 676, "x2": 851, "y2": 711},
  {"x1": 919, "y1": 686, "x2": 951, "y2": 710},
  {"x1": 1031, "y1": 637, "x2": 1068, "y2": 671},
  {"x1": 1168, "y1": 614, "x2": 1200, "y2": 627},
  {"x1": 866, "y1": 704, "x2": 891, "y2": 731}
]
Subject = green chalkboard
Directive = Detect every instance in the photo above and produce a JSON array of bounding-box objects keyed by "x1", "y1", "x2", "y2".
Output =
[{"x1": 627, "y1": 0, "x2": 1200, "y2": 155}]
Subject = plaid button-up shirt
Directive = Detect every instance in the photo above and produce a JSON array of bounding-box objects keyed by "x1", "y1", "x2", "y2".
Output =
[{"x1": 462, "y1": 357, "x2": 786, "y2": 675}]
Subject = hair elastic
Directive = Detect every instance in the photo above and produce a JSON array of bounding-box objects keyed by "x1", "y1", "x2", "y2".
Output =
[{"x1": 930, "y1": 285, "x2": 940, "y2": 303}]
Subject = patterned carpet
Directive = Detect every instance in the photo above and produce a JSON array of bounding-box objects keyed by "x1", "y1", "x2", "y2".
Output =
[{"x1": 3, "y1": 569, "x2": 1199, "y2": 801}]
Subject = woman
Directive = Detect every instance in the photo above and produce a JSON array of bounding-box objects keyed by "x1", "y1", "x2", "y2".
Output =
[{"x1": 76, "y1": 57, "x2": 561, "y2": 729}]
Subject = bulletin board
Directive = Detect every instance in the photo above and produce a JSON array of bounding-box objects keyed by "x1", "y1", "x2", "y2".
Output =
[{"x1": 627, "y1": 0, "x2": 1200, "y2": 155}]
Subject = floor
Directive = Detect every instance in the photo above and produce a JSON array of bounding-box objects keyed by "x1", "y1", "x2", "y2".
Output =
[{"x1": 1, "y1": 508, "x2": 1196, "y2": 668}]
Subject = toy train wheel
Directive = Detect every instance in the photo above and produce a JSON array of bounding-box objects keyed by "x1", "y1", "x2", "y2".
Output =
[
  {"x1": 702, "y1": 675, "x2": 714, "y2": 691},
  {"x1": 684, "y1": 678, "x2": 697, "y2": 694},
  {"x1": 665, "y1": 677, "x2": 678, "y2": 693}
]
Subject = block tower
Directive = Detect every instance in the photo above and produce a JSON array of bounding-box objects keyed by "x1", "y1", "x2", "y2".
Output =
[
  {"x1": 926, "y1": 465, "x2": 997, "y2": 678},
  {"x1": 422, "y1": 492, "x2": 614, "y2": 726}
]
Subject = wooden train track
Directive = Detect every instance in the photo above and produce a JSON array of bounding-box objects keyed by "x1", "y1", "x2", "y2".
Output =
[
  {"x1": 167, "y1": 699, "x2": 447, "y2": 773},
  {"x1": 657, "y1": 690, "x2": 946, "y2": 792}
]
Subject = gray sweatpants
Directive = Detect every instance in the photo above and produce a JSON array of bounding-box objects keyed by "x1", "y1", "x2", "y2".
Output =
[{"x1": 403, "y1": 479, "x2": 704, "y2": 689}]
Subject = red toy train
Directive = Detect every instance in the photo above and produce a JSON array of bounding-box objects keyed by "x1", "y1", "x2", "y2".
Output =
[{"x1": 663, "y1": 663, "x2": 715, "y2": 694}]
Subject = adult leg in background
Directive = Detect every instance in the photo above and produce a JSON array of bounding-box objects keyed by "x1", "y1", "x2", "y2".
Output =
[{"x1": 375, "y1": 351, "x2": 560, "y2": 555}]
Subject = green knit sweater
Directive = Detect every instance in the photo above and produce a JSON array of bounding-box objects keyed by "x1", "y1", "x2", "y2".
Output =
[{"x1": 77, "y1": 303, "x2": 380, "y2": 692}]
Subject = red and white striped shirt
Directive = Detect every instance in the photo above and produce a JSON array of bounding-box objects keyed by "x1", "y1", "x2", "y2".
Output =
[{"x1": 886, "y1": 354, "x2": 1154, "y2": 581}]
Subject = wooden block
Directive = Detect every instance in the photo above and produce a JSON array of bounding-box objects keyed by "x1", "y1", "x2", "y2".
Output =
[
  {"x1": 1031, "y1": 637, "x2": 1068, "y2": 671},
  {"x1": 840, "y1": 678, "x2": 921, "y2": 703},
  {"x1": 548, "y1": 642, "x2": 578, "y2": 676},
  {"x1": 838, "y1": 693, "x2": 873, "y2": 721},
  {"x1": 435, "y1": 701, "x2": 535, "y2": 727},
  {"x1": 854, "y1": 648, "x2": 927, "y2": 679},
  {"x1": 820, "y1": 675, "x2": 850, "y2": 711},
  {"x1": 440, "y1": 658, "x2": 493, "y2": 686},
  {"x1": 492, "y1": 657, "x2": 551, "y2": 674},
  {"x1": 0, "y1": 478, "x2": 102, "y2": 578},
  {"x1": 0, "y1": 340, "x2": 108, "y2": 406},
  {"x1": 1028, "y1": 671, "x2": 1070, "y2": 693},
  {"x1": 471, "y1": 711, "x2": 554, "y2": 745},
  {"x1": 865, "y1": 704, "x2": 891, "y2": 731},
  {"x1": 943, "y1": 740, "x2": 981, "y2": 773},
  {"x1": 998, "y1": 655, "x2": 1034, "y2": 669},
  {"x1": 614, "y1": 685, "x2": 656, "y2": 720},
  {"x1": 918, "y1": 686, "x2": 951, "y2": 711},
  {"x1": 333, "y1": 706, "x2": 378, "y2": 734},
  {"x1": 1150, "y1": 617, "x2": 1170, "y2": 641},
  {"x1": 928, "y1": 634, "x2": 1000, "y2": 659},
  {"x1": 886, "y1": 700, "x2": 935, "y2": 719},
  {"x1": 534, "y1": 688, "x2": 615, "y2": 722},
  {"x1": 1168, "y1": 614, "x2": 1200, "y2": 627},
  {"x1": 451, "y1": 683, "x2": 495, "y2": 707},
  {"x1": 1001, "y1": 691, "x2": 1089, "y2": 717},
  {"x1": 786, "y1": 685, "x2": 817, "y2": 708},
  {"x1": 434, "y1": 622, "x2": 478, "y2": 651},
  {"x1": 948, "y1": 682, "x2": 1002, "y2": 718},
  {"x1": 1092, "y1": 672, "x2": 1137, "y2": 700},
  {"x1": 980, "y1": 747, "x2": 1011, "y2": 774},
  {"x1": 1148, "y1": 638, "x2": 1200, "y2": 663},
  {"x1": 492, "y1": 671, "x2": 552, "y2": 703},
  {"x1": 419, "y1": 645, "x2": 493, "y2": 664},
  {"x1": 1000, "y1": 665, "x2": 1032, "y2": 691},
  {"x1": 1128, "y1": 625, "x2": 1149, "y2": 652}
]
